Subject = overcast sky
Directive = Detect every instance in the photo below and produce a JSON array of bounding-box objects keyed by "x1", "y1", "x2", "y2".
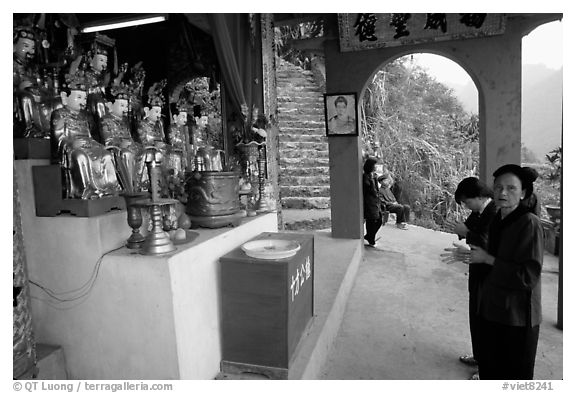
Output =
[{"x1": 413, "y1": 20, "x2": 563, "y2": 86}]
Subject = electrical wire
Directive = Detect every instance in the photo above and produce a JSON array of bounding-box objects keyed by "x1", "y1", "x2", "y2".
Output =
[{"x1": 29, "y1": 244, "x2": 126, "y2": 304}]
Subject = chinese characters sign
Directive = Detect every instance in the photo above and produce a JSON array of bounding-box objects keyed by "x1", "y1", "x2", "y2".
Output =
[
  {"x1": 339, "y1": 13, "x2": 506, "y2": 52},
  {"x1": 290, "y1": 255, "x2": 312, "y2": 302}
]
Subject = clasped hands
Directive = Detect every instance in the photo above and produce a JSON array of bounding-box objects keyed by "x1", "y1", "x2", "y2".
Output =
[
  {"x1": 441, "y1": 242, "x2": 492, "y2": 265},
  {"x1": 444, "y1": 219, "x2": 468, "y2": 238}
]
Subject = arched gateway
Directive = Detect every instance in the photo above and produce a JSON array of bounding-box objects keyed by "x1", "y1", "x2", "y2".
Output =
[{"x1": 321, "y1": 13, "x2": 562, "y2": 239}]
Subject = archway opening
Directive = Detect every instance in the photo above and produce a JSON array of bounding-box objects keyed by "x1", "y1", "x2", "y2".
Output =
[
  {"x1": 361, "y1": 53, "x2": 478, "y2": 229},
  {"x1": 521, "y1": 21, "x2": 562, "y2": 220}
]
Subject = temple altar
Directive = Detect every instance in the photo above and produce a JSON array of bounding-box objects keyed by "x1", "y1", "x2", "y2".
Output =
[{"x1": 15, "y1": 159, "x2": 278, "y2": 379}]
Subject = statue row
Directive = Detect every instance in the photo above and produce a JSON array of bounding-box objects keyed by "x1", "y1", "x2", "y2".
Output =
[{"x1": 14, "y1": 25, "x2": 191, "y2": 200}]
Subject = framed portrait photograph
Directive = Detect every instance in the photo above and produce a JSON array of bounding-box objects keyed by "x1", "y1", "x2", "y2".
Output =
[{"x1": 324, "y1": 92, "x2": 359, "y2": 136}]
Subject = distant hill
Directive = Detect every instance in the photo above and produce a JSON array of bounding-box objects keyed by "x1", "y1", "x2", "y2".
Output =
[
  {"x1": 446, "y1": 64, "x2": 562, "y2": 162},
  {"x1": 521, "y1": 65, "x2": 562, "y2": 161}
]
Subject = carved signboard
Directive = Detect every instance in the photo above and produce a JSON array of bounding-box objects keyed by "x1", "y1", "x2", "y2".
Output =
[{"x1": 338, "y1": 13, "x2": 506, "y2": 52}]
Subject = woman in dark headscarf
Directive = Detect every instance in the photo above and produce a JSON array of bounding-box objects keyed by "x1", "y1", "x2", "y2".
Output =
[
  {"x1": 468, "y1": 164, "x2": 544, "y2": 380},
  {"x1": 362, "y1": 157, "x2": 382, "y2": 246}
]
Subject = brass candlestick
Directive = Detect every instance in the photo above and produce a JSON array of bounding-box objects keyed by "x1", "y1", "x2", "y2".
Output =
[
  {"x1": 136, "y1": 156, "x2": 177, "y2": 255},
  {"x1": 135, "y1": 198, "x2": 178, "y2": 255},
  {"x1": 255, "y1": 148, "x2": 270, "y2": 213},
  {"x1": 121, "y1": 191, "x2": 149, "y2": 249}
]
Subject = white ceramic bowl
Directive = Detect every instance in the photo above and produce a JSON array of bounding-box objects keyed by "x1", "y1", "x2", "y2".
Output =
[{"x1": 241, "y1": 239, "x2": 301, "y2": 260}]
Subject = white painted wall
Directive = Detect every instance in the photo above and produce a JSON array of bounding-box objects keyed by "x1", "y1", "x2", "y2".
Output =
[{"x1": 15, "y1": 159, "x2": 278, "y2": 379}]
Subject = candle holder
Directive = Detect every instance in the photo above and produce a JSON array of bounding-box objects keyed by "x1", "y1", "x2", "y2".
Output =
[
  {"x1": 255, "y1": 148, "x2": 270, "y2": 213},
  {"x1": 135, "y1": 198, "x2": 178, "y2": 255},
  {"x1": 134, "y1": 152, "x2": 177, "y2": 255},
  {"x1": 120, "y1": 191, "x2": 149, "y2": 249}
]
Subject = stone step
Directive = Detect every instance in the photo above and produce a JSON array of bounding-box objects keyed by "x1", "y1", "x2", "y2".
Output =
[
  {"x1": 278, "y1": 117, "x2": 326, "y2": 125},
  {"x1": 281, "y1": 185, "x2": 331, "y2": 198},
  {"x1": 282, "y1": 166, "x2": 330, "y2": 176},
  {"x1": 282, "y1": 149, "x2": 328, "y2": 159},
  {"x1": 277, "y1": 91, "x2": 324, "y2": 99},
  {"x1": 278, "y1": 112, "x2": 326, "y2": 121},
  {"x1": 280, "y1": 157, "x2": 329, "y2": 166},
  {"x1": 277, "y1": 69, "x2": 314, "y2": 77},
  {"x1": 278, "y1": 96, "x2": 324, "y2": 104},
  {"x1": 283, "y1": 217, "x2": 332, "y2": 231},
  {"x1": 282, "y1": 175, "x2": 331, "y2": 186},
  {"x1": 281, "y1": 197, "x2": 331, "y2": 209},
  {"x1": 276, "y1": 81, "x2": 317, "y2": 88},
  {"x1": 278, "y1": 105, "x2": 324, "y2": 116},
  {"x1": 280, "y1": 133, "x2": 326, "y2": 141},
  {"x1": 280, "y1": 132, "x2": 327, "y2": 141},
  {"x1": 279, "y1": 133, "x2": 328, "y2": 143},
  {"x1": 278, "y1": 103, "x2": 325, "y2": 111},
  {"x1": 277, "y1": 57, "x2": 332, "y2": 212},
  {"x1": 276, "y1": 83, "x2": 322, "y2": 92},
  {"x1": 280, "y1": 141, "x2": 328, "y2": 151},
  {"x1": 280, "y1": 120, "x2": 325, "y2": 129},
  {"x1": 278, "y1": 103, "x2": 324, "y2": 110}
]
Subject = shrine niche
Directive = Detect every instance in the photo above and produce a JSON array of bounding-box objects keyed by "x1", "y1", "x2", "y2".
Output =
[{"x1": 338, "y1": 13, "x2": 506, "y2": 52}]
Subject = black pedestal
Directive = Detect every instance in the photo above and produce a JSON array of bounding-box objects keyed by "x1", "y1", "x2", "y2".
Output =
[
  {"x1": 13, "y1": 138, "x2": 51, "y2": 160},
  {"x1": 220, "y1": 232, "x2": 314, "y2": 379},
  {"x1": 32, "y1": 165, "x2": 124, "y2": 217}
]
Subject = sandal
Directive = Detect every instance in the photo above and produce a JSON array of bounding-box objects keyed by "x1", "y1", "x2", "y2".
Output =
[{"x1": 459, "y1": 355, "x2": 478, "y2": 367}]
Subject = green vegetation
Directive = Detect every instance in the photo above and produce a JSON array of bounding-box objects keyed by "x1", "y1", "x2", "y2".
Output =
[
  {"x1": 525, "y1": 146, "x2": 562, "y2": 215},
  {"x1": 362, "y1": 57, "x2": 480, "y2": 229}
]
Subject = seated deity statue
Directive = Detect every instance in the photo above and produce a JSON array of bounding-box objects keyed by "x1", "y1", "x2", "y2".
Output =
[
  {"x1": 167, "y1": 102, "x2": 190, "y2": 176},
  {"x1": 100, "y1": 84, "x2": 145, "y2": 192},
  {"x1": 83, "y1": 34, "x2": 116, "y2": 141},
  {"x1": 137, "y1": 80, "x2": 168, "y2": 165},
  {"x1": 13, "y1": 26, "x2": 61, "y2": 138},
  {"x1": 50, "y1": 70, "x2": 119, "y2": 199}
]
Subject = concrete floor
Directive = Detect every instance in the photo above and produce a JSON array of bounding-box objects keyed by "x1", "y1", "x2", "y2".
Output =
[{"x1": 319, "y1": 221, "x2": 563, "y2": 380}]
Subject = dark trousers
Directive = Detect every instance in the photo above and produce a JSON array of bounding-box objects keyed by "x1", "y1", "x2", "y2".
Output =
[
  {"x1": 469, "y1": 293, "x2": 482, "y2": 362},
  {"x1": 365, "y1": 216, "x2": 383, "y2": 244},
  {"x1": 478, "y1": 317, "x2": 540, "y2": 380},
  {"x1": 386, "y1": 203, "x2": 410, "y2": 223}
]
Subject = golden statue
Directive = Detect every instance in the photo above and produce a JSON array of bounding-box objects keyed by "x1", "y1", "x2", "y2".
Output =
[
  {"x1": 167, "y1": 101, "x2": 190, "y2": 176},
  {"x1": 100, "y1": 82, "x2": 145, "y2": 192},
  {"x1": 50, "y1": 68, "x2": 119, "y2": 199},
  {"x1": 137, "y1": 80, "x2": 167, "y2": 165},
  {"x1": 13, "y1": 26, "x2": 61, "y2": 138},
  {"x1": 83, "y1": 33, "x2": 116, "y2": 140}
]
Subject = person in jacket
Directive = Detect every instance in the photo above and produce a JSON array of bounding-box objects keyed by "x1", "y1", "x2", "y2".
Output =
[
  {"x1": 362, "y1": 157, "x2": 382, "y2": 246},
  {"x1": 377, "y1": 171, "x2": 411, "y2": 229},
  {"x1": 446, "y1": 177, "x2": 498, "y2": 379},
  {"x1": 468, "y1": 164, "x2": 544, "y2": 380}
]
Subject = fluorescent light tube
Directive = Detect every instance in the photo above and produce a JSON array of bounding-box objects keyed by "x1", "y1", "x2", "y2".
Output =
[{"x1": 81, "y1": 16, "x2": 166, "y2": 33}]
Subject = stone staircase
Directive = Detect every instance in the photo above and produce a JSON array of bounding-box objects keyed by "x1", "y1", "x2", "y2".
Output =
[{"x1": 276, "y1": 58, "x2": 331, "y2": 229}]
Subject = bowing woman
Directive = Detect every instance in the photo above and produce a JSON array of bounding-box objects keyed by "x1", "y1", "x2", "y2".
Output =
[{"x1": 469, "y1": 164, "x2": 544, "y2": 380}]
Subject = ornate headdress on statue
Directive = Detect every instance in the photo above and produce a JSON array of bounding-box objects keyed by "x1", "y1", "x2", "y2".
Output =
[
  {"x1": 62, "y1": 56, "x2": 91, "y2": 92},
  {"x1": 175, "y1": 96, "x2": 189, "y2": 113},
  {"x1": 83, "y1": 33, "x2": 115, "y2": 57},
  {"x1": 80, "y1": 32, "x2": 117, "y2": 74},
  {"x1": 13, "y1": 25, "x2": 37, "y2": 43},
  {"x1": 146, "y1": 79, "x2": 167, "y2": 108},
  {"x1": 63, "y1": 70, "x2": 91, "y2": 92},
  {"x1": 108, "y1": 83, "x2": 130, "y2": 101}
]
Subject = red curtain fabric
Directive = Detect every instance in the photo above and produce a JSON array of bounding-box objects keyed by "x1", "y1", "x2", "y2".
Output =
[{"x1": 208, "y1": 14, "x2": 260, "y2": 125}]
